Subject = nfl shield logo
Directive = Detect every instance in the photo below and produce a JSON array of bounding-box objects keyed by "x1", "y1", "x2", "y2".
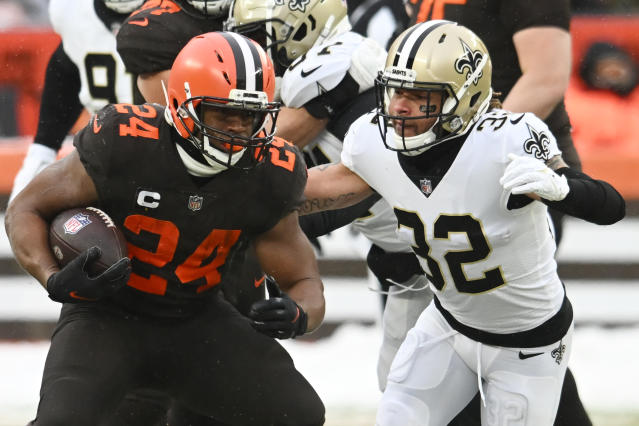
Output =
[
  {"x1": 420, "y1": 178, "x2": 433, "y2": 196},
  {"x1": 63, "y1": 213, "x2": 92, "y2": 234},
  {"x1": 188, "y1": 195, "x2": 203, "y2": 211}
]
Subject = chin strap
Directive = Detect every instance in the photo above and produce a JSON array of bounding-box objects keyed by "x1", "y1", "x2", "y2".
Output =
[
  {"x1": 175, "y1": 143, "x2": 227, "y2": 177},
  {"x1": 166, "y1": 95, "x2": 242, "y2": 177}
]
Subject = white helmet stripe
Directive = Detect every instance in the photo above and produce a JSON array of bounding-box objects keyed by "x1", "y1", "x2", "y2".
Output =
[
  {"x1": 393, "y1": 20, "x2": 451, "y2": 69},
  {"x1": 223, "y1": 32, "x2": 261, "y2": 91}
]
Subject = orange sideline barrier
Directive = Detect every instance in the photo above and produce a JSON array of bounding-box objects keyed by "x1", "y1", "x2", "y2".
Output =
[
  {"x1": 0, "y1": 138, "x2": 75, "y2": 194},
  {"x1": 567, "y1": 15, "x2": 639, "y2": 199},
  {"x1": 0, "y1": 30, "x2": 61, "y2": 137}
]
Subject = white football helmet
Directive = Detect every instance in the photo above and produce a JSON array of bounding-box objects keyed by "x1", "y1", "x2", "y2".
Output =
[
  {"x1": 376, "y1": 20, "x2": 493, "y2": 154},
  {"x1": 226, "y1": 0, "x2": 349, "y2": 74},
  {"x1": 102, "y1": 0, "x2": 144, "y2": 14}
]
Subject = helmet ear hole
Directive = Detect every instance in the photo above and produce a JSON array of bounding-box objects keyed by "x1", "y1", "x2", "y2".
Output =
[
  {"x1": 293, "y1": 24, "x2": 307, "y2": 42},
  {"x1": 469, "y1": 92, "x2": 481, "y2": 108}
]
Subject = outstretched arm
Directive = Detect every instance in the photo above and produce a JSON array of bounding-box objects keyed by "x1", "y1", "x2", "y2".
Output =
[{"x1": 301, "y1": 162, "x2": 374, "y2": 215}]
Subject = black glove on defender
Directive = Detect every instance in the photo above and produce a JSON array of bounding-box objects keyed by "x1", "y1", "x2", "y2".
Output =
[
  {"x1": 248, "y1": 276, "x2": 308, "y2": 339},
  {"x1": 46, "y1": 246, "x2": 131, "y2": 303}
]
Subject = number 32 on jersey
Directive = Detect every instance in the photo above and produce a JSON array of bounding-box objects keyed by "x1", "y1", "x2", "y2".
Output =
[{"x1": 395, "y1": 208, "x2": 505, "y2": 294}]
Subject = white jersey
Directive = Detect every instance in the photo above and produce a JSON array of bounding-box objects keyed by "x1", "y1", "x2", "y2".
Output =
[
  {"x1": 282, "y1": 31, "x2": 409, "y2": 252},
  {"x1": 49, "y1": 0, "x2": 135, "y2": 113},
  {"x1": 281, "y1": 30, "x2": 385, "y2": 163},
  {"x1": 342, "y1": 109, "x2": 565, "y2": 333}
]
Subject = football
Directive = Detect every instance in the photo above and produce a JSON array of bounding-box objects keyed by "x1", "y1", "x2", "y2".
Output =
[{"x1": 48, "y1": 207, "x2": 128, "y2": 276}]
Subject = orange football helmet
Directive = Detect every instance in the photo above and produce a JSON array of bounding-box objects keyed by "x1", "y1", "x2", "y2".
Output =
[{"x1": 168, "y1": 31, "x2": 280, "y2": 170}]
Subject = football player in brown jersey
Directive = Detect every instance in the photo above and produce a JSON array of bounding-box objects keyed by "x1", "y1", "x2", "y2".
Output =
[{"x1": 6, "y1": 32, "x2": 325, "y2": 426}]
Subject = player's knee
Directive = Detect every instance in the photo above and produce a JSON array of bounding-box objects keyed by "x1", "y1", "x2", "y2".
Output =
[{"x1": 483, "y1": 388, "x2": 528, "y2": 426}]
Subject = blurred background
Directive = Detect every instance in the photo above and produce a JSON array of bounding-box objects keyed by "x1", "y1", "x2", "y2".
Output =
[{"x1": 1, "y1": 0, "x2": 638, "y2": 425}]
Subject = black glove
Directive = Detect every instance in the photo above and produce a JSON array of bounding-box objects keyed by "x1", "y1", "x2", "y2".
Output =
[
  {"x1": 248, "y1": 276, "x2": 308, "y2": 339},
  {"x1": 46, "y1": 246, "x2": 131, "y2": 303}
]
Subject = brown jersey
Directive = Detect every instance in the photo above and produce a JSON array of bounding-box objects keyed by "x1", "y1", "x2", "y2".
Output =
[
  {"x1": 116, "y1": 0, "x2": 224, "y2": 75},
  {"x1": 74, "y1": 103, "x2": 306, "y2": 317}
]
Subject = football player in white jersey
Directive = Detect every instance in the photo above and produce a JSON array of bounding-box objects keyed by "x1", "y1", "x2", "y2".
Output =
[
  {"x1": 303, "y1": 21, "x2": 625, "y2": 425},
  {"x1": 226, "y1": 0, "x2": 436, "y2": 394},
  {"x1": 9, "y1": 0, "x2": 142, "y2": 202}
]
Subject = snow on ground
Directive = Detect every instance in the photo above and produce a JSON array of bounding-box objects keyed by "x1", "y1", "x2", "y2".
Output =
[{"x1": 2, "y1": 324, "x2": 639, "y2": 426}]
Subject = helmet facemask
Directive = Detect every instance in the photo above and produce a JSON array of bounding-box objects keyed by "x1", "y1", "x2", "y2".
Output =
[
  {"x1": 375, "y1": 71, "x2": 461, "y2": 155},
  {"x1": 102, "y1": 0, "x2": 144, "y2": 14},
  {"x1": 175, "y1": 83, "x2": 280, "y2": 170},
  {"x1": 186, "y1": 0, "x2": 232, "y2": 17}
]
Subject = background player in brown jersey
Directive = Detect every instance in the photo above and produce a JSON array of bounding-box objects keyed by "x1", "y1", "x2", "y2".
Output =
[
  {"x1": 5, "y1": 32, "x2": 325, "y2": 426},
  {"x1": 117, "y1": 0, "x2": 232, "y2": 104}
]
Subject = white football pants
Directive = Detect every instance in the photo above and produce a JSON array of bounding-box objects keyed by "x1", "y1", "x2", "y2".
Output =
[
  {"x1": 376, "y1": 303, "x2": 573, "y2": 426},
  {"x1": 377, "y1": 275, "x2": 434, "y2": 391}
]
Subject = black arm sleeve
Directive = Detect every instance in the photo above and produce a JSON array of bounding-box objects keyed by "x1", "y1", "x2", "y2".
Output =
[
  {"x1": 543, "y1": 167, "x2": 626, "y2": 225},
  {"x1": 299, "y1": 193, "x2": 381, "y2": 238},
  {"x1": 367, "y1": 244, "x2": 424, "y2": 284},
  {"x1": 33, "y1": 42, "x2": 84, "y2": 150}
]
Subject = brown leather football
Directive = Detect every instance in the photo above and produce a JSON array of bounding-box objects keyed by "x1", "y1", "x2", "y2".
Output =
[{"x1": 48, "y1": 207, "x2": 128, "y2": 276}]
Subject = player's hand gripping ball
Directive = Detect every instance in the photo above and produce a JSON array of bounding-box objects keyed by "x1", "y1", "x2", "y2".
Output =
[{"x1": 47, "y1": 207, "x2": 130, "y2": 303}]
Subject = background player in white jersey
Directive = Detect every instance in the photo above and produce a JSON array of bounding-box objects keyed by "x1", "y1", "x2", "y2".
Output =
[
  {"x1": 226, "y1": 0, "x2": 436, "y2": 395},
  {"x1": 9, "y1": 0, "x2": 143, "y2": 202},
  {"x1": 303, "y1": 21, "x2": 625, "y2": 425}
]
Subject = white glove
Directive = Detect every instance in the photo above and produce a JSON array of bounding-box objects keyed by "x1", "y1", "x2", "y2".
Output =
[
  {"x1": 9, "y1": 143, "x2": 57, "y2": 203},
  {"x1": 499, "y1": 153, "x2": 569, "y2": 201}
]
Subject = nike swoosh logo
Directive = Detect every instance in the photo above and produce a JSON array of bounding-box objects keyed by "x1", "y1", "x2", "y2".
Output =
[
  {"x1": 510, "y1": 113, "x2": 526, "y2": 124},
  {"x1": 69, "y1": 291, "x2": 97, "y2": 301},
  {"x1": 518, "y1": 351, "x2": 543, "y2": 360},
  {"x1": 254, "y1": 276, "x2": 265, "y2": 288},
  {"x1": 300, "y1": 66, "x2": 321, "y2": 78},
  {"x1": 92, "y1": 116, "x2": 102, "y2": 134},
  {"x1": 129, "y1": 18, "x2": 149, "y2": 27}
]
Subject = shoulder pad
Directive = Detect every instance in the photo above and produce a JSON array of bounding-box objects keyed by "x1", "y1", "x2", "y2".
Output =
[
  {"x1": 260, "y1": 138, "x2": 306, "y2": 215},
  {"x1": 49, "y1": 0, "x2": 93, "y2": 35},
  {"x1": 474, "y1": 110, "x2": 560, "y2": 160},
  {"x1": 281, "y1": 32, "x2": 378, "y2": 108},
  {"x1": 342, "y1": 111, "x2": 379, "y2": 164}
]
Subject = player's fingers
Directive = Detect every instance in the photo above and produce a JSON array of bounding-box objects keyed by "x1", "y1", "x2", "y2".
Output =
[
  {"x1": 265, "y1": 275, "x2": 283, "y2": 298},
  {"x1": 510, "y1": 181, "x2": 542, "y2": 195},
  {"x1": 101, "y1": 257, "x2": 131, "y2": 283}
]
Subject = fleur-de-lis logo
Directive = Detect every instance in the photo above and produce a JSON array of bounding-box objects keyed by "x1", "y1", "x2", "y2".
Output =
[
  {"x1": 454, "y1": 39, "x2": 484, "y2": 86},
  {"x1": 288, "y1": 0, "x2": 311, "y2": 11},
  {"x1": 551, "y1": 342, "x2": 566, "y2": 365},
  {"x1": 523, "y1": 123, "x2": 552, "y2": 161}
]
